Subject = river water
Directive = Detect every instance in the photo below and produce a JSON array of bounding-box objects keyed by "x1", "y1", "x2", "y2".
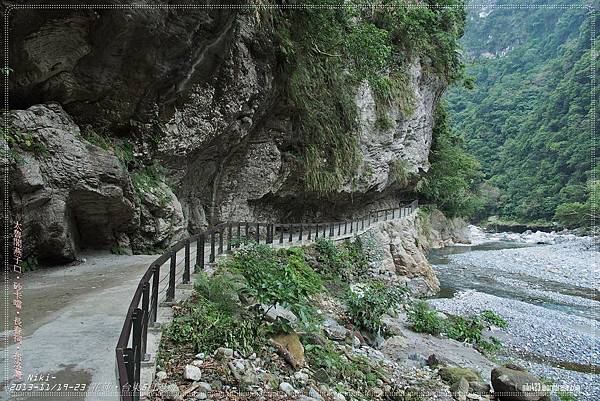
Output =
[{"x1": 427, "y1": 230, "x2": 599, "y2": 401}]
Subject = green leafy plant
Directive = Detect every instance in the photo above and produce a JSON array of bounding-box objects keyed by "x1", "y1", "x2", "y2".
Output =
[
  {"x1": 303, "y1": 336, "x2": 384, "y2": 396},
  {"x1": 408, "y1": 300, "x2": 444, "y2": 335},
  {"x1": 480, "y1": 310, "x2": 508, "y2": 328},
  {"x1": 110, "y1": 245, "x2": 127, "y2": 255},
  {"x1": 225, "y1": 242, "x2": 323, "y2": 325},
  {"x1": 19, "y1": 256, "x2": 39, "y2": 272},
  {"x1": 165, "y1": 296, "x2": 263, "y2": 355},
  {"x1": 345, "y1": 281, "x2": 407, "y2": 335}
]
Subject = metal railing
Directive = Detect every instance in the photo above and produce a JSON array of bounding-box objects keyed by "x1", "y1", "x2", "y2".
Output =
[{"x1": 115, "y1": 199, "x2": 418, "y2": 400}]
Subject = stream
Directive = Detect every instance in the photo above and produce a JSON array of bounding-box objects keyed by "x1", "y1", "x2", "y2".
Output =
[{"x1": 427, "y1": 229, "x2": 599, "y2": 401}]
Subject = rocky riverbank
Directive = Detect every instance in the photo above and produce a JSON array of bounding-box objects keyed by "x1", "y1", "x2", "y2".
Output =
[
  {"x1": 429, "y1": 230, "x2": 599, "y2": 401},
  {"x1": 150, "y1": 213, "x2": 554, "y2": 401}
]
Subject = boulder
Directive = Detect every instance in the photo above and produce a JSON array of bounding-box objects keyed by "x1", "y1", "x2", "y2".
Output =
[
  {"x1": 491, "y1": 366, "x2": 549, "y2": 401},
  {"x1": 451, "y1": 377, "x2": 469, "y2": 401},
  {"x1": 270, "y1": 333, "x2": 305, "y2": 369},
  {"x1": 323, "y1": 317, "x2": 349, "y2": 341},
  {"x1": 183, "y1": 364, "x2": 202, "y2": 381},
  {"x1": 439, "y1": 367, "x2": 482, "y2": 386}
]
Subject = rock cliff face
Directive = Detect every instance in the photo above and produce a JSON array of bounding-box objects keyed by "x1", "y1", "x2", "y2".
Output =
[
  {"x1": 4, "y1": 4, "x2": 449, "y2": 263},
  {"x1": 361, "y1": 209, "x2": 470, "y2": 296}
]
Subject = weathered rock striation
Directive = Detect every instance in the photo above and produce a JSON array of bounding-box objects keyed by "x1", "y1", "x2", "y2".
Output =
[
  {"x1": 361, "y1": 209, "x2": 470, "y2": 296},
  {"x1": 4, "y1": 4, "x2": 452, "y2": 263}
]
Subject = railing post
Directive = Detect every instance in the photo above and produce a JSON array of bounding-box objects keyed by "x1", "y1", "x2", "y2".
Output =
[
  {"x1": 245, "y1": 222, "x2": 249, "y2": 238},
  {"x1": 350, "y1": 220, "x2": 353, "y2": 233},
  {"x1": 183, "y1": 240, "x2": 190, "y2": 284},
  {"x1": 323, "y1": 224, "x2": 326, "y2": 238},
  {"x1": 279, "y1": 225, "x2": 284, "y2": 244},
  {"x1": 151, "y1": 265, "x2": 159, "y2": 323},
  {"x1": 299, "y1": 224, "x2": 303, "y2": 241},
  {"x1": 227, "y1": 223, "x2": 233, "y2": 251},
  {"x1": 123, "y1": 348, "x2": 135, "y2": 400},
  {"x1": 329, "y1": 223, "x2": 334, "y2": 237},
  {"x1": 392, "y1": 208, "x2": 395, "y2": 219},
  {"x1": 361, "y1": 216, "x2": 365, "y2": 230},
  {"x1": 368, "y1": 213, "x2": 371, "y2": 227},
  {"x1": 196, "y1": 234, "x2": 205, "y2": 272},
  {"x1": 210, "y1": 231, "x2": 216, "y2": 263},
  {"x1": 132, "y1": 308, "x2": 143, "y2": 401},
  {"x1": 288, "y1": 224, "x2": 293, "y2": 242},
  {"x1": 237, "y1": 223, "x2": 241, "y2": 243},
  {"x1": 344, "y1": 221, "x2": 348, "y2": 234},
  {"x1": 141, "y1": 283, "x2": 150, "y2": 356},
  {"x1": 167, "y1": 251, "x2": 176, "y2": 302},
  {"x1": 315, "y1": 224, "x2": 319, "y2": 238},
  {"x1": 255, "y1": 223, "x2": 260, "y2": 243},
  {"x1": 308, "y1": 225, "x2": 312, "y2": 240}
]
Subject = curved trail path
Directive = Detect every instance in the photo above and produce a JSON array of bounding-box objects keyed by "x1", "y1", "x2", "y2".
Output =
[
  {"x1": 1, "y1": 206, "x2": 416, "y2": 401},
  {"x1": 1, "y1": 253, "x2": 156, "y2": 401}
]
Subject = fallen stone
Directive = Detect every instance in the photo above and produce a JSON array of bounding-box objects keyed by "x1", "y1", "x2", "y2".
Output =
[
  {"x1": 183, "y1": 364, "x2": 202, "y2": 381},
  {"x1": 323, "y1": 317, "x2": 349, "y2": 341},
  {"x1": 155, "y1": 371, "x2": 167, "y2": 381},
  {"x1": 308, "y1": 387, "x2": 325, "y2": 400},
  {"x1": 279, "y1": 381, "x2": 294, "y2": 395},
  {"x1": 469, "y1": 381, "x2": 491, "y2": 395},
  {"x1": 451, "y1": 377, "x2": 469, "y2": 401},
  {"x1": 332, "y1": 392, "x2": 346, "y2": 401},
  {"x1": 491, "y1": 365, "x2": 549, "y2": 401},
  {"x1": 154, "y1": 382, "x2": 181, "y2": 401},
  {"x1": 439, "y1": 367, "x2": 481, "y2": 386},
  {"x1": 294, "y1": 371, "x2": 309, "y2": 383},
  {"x1": 216, "y1": 347, "x2": 234, "y2": 359},
  {"x1": 270, "y1": 333, "x2": 305, "y2": 369},
  {"x1": 262, "y1": 303, "x2": 298, "y2": 323},
  {"x1": 197, "y1": 382, "x2": 211, "y2": 392},
  {"x1": 297, "y1": 397, "x2": 321, "y2": 401}
]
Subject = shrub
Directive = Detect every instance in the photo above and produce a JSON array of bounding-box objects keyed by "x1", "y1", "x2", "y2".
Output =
[
  {"x1": 313, "y1": 237, "x2": 369, "y2": 279},
  {"x1": 345, "y1": 281, "x2": 407, "y2": 335},
  {"x1": 480, "y1": 310, "x2": 508, "y2": 328},
  {"x1": 314, "y1": 238, "x2": 352, "y2": 275},
  {"x1": 110, "y1": 245, "x2": 127, "y2": 255},
  {"x1": 303, "y1": 336, "x2": 383, "y2": 395},
  {"x1": 165, "y1": 297, "x2": 263, "y2": 355},
  {"x1": 225, "y1": 242, "x2": 323, "y2": 323},
  {"x1": 19, "y1": 257, "x2": 40, "y2": 272},
  {"x1": 408, "y1": 300, "x2": 444, "y2": 335}
]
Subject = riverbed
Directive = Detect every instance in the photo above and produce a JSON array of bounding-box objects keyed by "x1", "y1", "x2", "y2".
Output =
[{"x1": 427, "y1": 230, "x2": 599, "y2": 401}]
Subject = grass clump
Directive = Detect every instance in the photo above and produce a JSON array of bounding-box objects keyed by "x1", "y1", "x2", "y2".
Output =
[
  {"x1": 2, "y1": 125, "x2": 48, "y2": 160},
  {"x1": 480, "y1": 309, "x2": 508, "y2": 328},
  {"x1": 389, "y1": 159, "x2": 412, "y2": 187},
  {"x1": 313, "y1": 237, "x2": 369, "y2": 280},
  {"x1": 165, "y1": 269, "x2": 265, "y2": 356},
  {"x1": 408, "y1": 300, "x2": 444, "y2": 335},
  {"x1": 303, "y1": 336, "x2": 385, "y2": 397},
  {"x1": 408, "y1": 301, "x2": 507, "y2": 353},
  {"x1": 345, "y1": 281, "x2": 407, "y2": 335},
  {"x1": 110, "y1": 245, "x2": 127, "y2": 255},
  {"x1": 166, "y1": 296, "x2": 264, "y2": 356}
]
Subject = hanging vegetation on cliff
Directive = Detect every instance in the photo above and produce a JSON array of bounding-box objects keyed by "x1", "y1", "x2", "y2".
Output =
[{"x1": 273, "y1": 0, "x2": 467, "y2": 193}]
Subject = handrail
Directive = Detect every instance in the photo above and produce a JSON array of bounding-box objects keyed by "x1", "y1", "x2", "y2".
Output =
[{"x1": 115, "y1": 199, "x2": 418, "y2": 401}]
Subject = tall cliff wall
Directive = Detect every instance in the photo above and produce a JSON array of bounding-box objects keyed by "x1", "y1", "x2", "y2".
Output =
[{"x1": 2, "y1": 2, "x2": 464, "y2": 263}]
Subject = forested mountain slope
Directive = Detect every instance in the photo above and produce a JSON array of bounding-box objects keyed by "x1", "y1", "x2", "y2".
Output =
[{"x1": 446, "y1": 0, "x2": 598, "y2": 226}]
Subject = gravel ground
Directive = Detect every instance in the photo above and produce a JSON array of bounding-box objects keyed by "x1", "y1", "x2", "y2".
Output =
[{"x1": 428, "y1": 234, "x2": 600, "y2": 401}]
